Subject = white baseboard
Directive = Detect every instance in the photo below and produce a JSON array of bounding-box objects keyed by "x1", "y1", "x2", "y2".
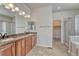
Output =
[{"x1": 36, "y1": 43, "x2": 53, "y2": 48}]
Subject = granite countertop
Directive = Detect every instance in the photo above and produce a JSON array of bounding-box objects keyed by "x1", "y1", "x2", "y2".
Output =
[
  {"x1": 0, "y1": 38, "x2": 16, "y2": 47},
  {"x1": 0, "y1": 32, "x2": 37, "y2": 47}
]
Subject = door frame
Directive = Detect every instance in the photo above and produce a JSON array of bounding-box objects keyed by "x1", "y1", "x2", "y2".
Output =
[{"x1": 53, "y1": 19, "x2": 64, "y2": 44}]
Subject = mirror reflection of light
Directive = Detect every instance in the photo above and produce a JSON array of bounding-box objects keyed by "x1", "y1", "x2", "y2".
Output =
[
  {"x1": 8, "y1": 3, "x2": 14, "y2": 8},
  {"x1": 12, "y1": 9, "x2": 15, "y2": 12},
  {"x1": 15, "y1": 7, "x2": 19, "y2": 11},
  {"x1": 5, "y1": 5, "x2": 10, "y2": 9},
  {"x1": 1, "y1": 3, "x2": 31, "y2": 19}
]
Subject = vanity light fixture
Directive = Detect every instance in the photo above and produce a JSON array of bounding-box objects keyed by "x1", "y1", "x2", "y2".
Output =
[
  {"x1": 1, "y1": 3, "x2": 30, "y2": 19},
  {"x1": 24, "y1": 14, "x2": 30, "y2": 18}
]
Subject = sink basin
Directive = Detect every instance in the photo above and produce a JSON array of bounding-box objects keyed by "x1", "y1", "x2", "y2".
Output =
[
  {"x1": 70, "y1": 36, "x2": 79, "y2": 45},
  {"x1": 0, "y1": 38, "x2": 14, "y2": 43}
]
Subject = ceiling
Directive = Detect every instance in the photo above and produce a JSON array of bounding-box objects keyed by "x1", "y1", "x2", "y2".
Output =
[
  {"x1": 26, "y1": 3, "x2": 79, "y2": 12},
  {"x1": 26, "y1": 3, "x2": 51, "y2": 9},
  {"x1": 1, "y1": 3, "x2": 79, "y2": 14}
]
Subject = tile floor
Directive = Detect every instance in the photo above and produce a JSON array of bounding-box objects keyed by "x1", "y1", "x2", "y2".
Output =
[{"x1": 27, "y1": 40, "x2": 70, "y2": 56}]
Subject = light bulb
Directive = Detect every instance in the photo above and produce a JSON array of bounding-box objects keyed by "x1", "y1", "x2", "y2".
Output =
[
  {"x1": 15, "y1": 7, "x2": 19, "y2": 11},
  {"x1": 24, "y1": 15, "x2": 28, "y2": 18},
  {"x1": 24, "y1": 15, "x2": 30, "y2": 18},
  {"x1": 22, "y1": 11, "x2": 25, "y2": 15},
  {"x1": 27, "y1": 15, "x2": 30, "y2": 18},
  {"x1": 8, "y1": 3, "x2": 14, "y2": 8},
  {"x1": 11, "y1": 9, "x2": 15, "y2": 12},
  {"x1": 5, "y1": 5, "x2": 10, "y2": 9}
]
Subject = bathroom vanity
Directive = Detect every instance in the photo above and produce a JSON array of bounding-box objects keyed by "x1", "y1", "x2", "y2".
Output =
[{"x1": 0, "y1": 32, "x2": 37, "y2": 56}]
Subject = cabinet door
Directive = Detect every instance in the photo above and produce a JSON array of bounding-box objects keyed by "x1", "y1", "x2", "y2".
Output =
[
  {"x1": 26, "y1": 36, "x2": 32, "y2": 54},
  {"x1": 26, "y1": 37, "x2": 30, "y2": 54},
  {"x1": 0, "y1": 43, "x2": 15, "y2": 56},
  {"x1": 29, "y1": 36, "x2": 32, "y2": 50},
  {"x1": 32, "y1": 35, "x2": 35, "y2": 48},
  {"x1": 15, "y1": 40, "x2": 22, "y2": 56},
  {"x1": 34, "y1": 34, "x2": 37, "y2": 46},
  {"x1": 32, "y1": 34, "x2": 37, "y2": 48},
  {"x1": 21, "y1": 38, "x2": 26, "y2": 56},
  {"x1": 11, "y1": 43, "x2": 15, "y2": 56}
]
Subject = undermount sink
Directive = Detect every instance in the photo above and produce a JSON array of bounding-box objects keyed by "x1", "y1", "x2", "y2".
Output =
[
  {"x1": 70, "y1": 36, "x2": 79, "y2": 45},
  {"x1": 0, "y1": 38, "x2": 14, "y2": 43}
]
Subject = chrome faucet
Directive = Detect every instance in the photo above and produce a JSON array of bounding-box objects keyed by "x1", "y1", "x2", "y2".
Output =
[
  {"x1": 2, "y1": 33, "x2": 7, "y2": 39},
  {"x1": 0, "y1": 33, "x2": 7, "y2": 39}
]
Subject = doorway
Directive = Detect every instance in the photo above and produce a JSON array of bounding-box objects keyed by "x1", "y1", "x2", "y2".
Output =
[{"x1": 53, "y1": 20, "x2": 61, "y2": 43}]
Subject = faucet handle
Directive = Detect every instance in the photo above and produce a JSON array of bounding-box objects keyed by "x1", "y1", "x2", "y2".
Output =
[{"x1": 2, "y1": 33, "x2": 7, "y2": 39}]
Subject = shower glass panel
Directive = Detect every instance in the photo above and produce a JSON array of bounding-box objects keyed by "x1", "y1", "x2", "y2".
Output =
[{"x1": 64, "y1": 17, "x2": 75, "y2": 46}]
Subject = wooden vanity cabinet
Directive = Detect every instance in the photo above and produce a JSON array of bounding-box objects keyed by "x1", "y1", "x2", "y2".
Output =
[
  {"x1": 21, "y1": 38, "x2": 26, "y2": 56},
  {"x1": 15, "y1": 36, "x2": 32, "y2": 56},
  {"x1": 0, "y1": 33, "x2": 37, "y2": 56},
  {"x1": 11, "y1": 43, "x2": 15, "y2": 56},
  {"x1": 26, "y1": 36, "x2": 32, "y2": 54},
  {"x1": 34, "y1": 34, "x2": 37, "y2": 47},
  {"x1": 0, "y1": 43, "x2": 15, "y2": 56},
  {"x1": 31, "y1": 35, "x2": 35, "y2": 48},
  {"x1": 26, "y1": 37, "x2": 29, "y2": 54},
  {"x1": 15, "y1": 38, "x2": 26, "y2": 56},
  {"x1": 25, "y1": 34, "x2": 37, "y2": 55},
  {"x1": 15, "y1": 39, "x2": 22, "y2": 56},
  {"x1": 29, "y1": 36, "x2": 32, "y2": 50},
  {"x1": 32, "y1": 34, "x2": 37, "y2": 48}
]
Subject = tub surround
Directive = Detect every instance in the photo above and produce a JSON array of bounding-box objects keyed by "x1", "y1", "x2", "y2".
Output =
[{"x1": 68, "y1": 36, "x2": 79, "y2": 56}]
